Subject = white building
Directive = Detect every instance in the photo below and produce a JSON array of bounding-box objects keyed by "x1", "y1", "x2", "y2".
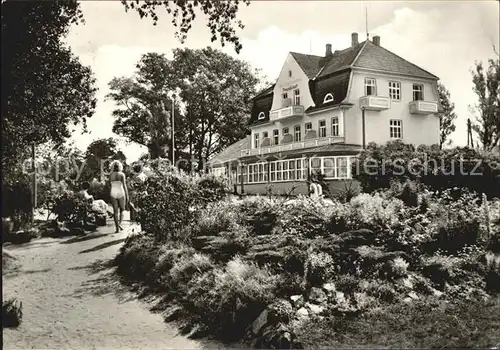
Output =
[{"x1": 209, "y1": 33, "x2": 441, "y2": 195}]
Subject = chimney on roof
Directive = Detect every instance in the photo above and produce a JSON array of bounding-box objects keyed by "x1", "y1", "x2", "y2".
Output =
[
  {"x1": 373, "y1": 35, "x2": 380, "y2": 46},
  {"x1": 351, "y1": 32, "x2": 359, "y2": 47},
  {"x1": 325, "y1": 43, "x2": 332, "y2": 56}
]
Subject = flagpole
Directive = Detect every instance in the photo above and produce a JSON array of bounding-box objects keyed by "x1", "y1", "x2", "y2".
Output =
[{"x1": 172, "y1": 97, "x2": 175, "y2": 166}]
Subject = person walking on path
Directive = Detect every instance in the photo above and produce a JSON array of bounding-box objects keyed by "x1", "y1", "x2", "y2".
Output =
[{"x1": 109, "y1": 160, "x2": 128, "y2": 233}]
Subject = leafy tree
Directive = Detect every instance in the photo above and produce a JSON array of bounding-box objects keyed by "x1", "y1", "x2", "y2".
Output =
[
  {"x1": 1, "y1": 0, "x2": 97, "y2": 178},
  {"x1": 470, "y1": 58, "x2": 500, "y2": 150},
  {"x1": 107, "y1": 48, "x2": 260, "y2": 170},
  {"x1": 172, "y1": 47, "x2": 259, "y2": 170},
  {"x1": 84, "y1": 138, "x2": 127, "y2": 181},
  {"x1": 106, "y1": 54, "x2": 188, "y2": 160},
  {"x1": 120, "y1": 0, "x2": 250, "y2": 53},
  {"x1": 437, "y1": 82, "x2": 458, "y2": 149}
]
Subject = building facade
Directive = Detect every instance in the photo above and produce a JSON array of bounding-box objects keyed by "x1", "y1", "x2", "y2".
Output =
[{"x1": 209, "y1": 33, "x2": 440, "y2": 195}]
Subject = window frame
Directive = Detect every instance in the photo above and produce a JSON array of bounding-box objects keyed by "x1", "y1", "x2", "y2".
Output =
[
  {"x1": 389, "y1": 119, "x2": 403, "y2": 139},
  {"x1": 331, "y1": 117, "x2": 339, "y2": 137},
  {"x1": 364, "y1": 77, "x2": 377, "y2": 96},
  {"x1": 283, "y1": 127, "x2": 289, "y2": 135},
  {"x1": 273, "y1": 129, "x2": 279, "y2": 145},
  {"x1": 263, "y1": 131, "x2": 269, "y2": 139},
  {"x1": 294, "y1": 125, "x2": 301, "y2": 142},
  {"x1": 293, "y1": 88, "x2": 301, "y2": 106},
  {"x1": 388, "y1": 81, "x2": 401, "y2": 101},
  {"x1": 319, "y1": 119, "x2": 327, "y2": 138},
  {"x1": 254, "y1": 133, "x2": 260, "y2": 148},
  {"x1": 412, "y1": 83, "x2": 424, "y2": 101},
  {"x1": 323, "y1": 93, "x2": 334, "y2": 104}
]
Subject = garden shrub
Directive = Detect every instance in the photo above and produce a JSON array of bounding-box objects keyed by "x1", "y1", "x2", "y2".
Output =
[
  {"x1": 354, "y1": 140, "x2": 500, "y2": 198},
  {"x1": 2, "y1": 175, "x2": 32, "y2": 230},
  {"x1": 115, "y1": 234, "x2": 163, "y2": 283},
  {"x1": 2, "y1": 298, "x2": 23, "y2": 328},
  {"x1": 88, "y1": 180, "x2": 111, "y2": 203},
  {"x1": 52, "y1": 191, "x2": 91, "y2": 225},
  {"x1": 136, "y1": 171, "x2": 198, "y2": 241},
  {"x1": 196, "y1": 174, "x2": 229, "y2": 203},
  {"x1": 186, "y1": 256, "x2": 279, "y2": 340}
]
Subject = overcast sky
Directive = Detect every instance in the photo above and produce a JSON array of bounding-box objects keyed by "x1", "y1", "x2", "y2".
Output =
[{"x1": 65, "y1": 1, "x2": 499, "y2": 161}]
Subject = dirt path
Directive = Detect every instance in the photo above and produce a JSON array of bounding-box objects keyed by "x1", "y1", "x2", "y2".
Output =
[{"x1": 3, "y1": 220, "x2": 228, "y2": 350}]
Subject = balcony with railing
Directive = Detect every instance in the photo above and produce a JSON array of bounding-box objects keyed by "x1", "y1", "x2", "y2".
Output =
[
  {"x1": 240, "y1": 135, "x2": 345, "y2": 157},
  {"x1": 269, "y1": 105, "x2": 305, "y2": 122},
  {"x1": 359, "y1": 95, "x2": 391, "y2": 111},
  {"x1": 409, "y1": 100, "x2": 438, "y2": 115}
]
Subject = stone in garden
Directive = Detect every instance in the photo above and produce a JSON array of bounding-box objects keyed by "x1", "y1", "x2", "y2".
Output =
[
  {"x1": 408, "y1": 291, "x2": 419, "y2": 300},
  {"x1": 309, "y1": 287, "x2": 328, "y2": 304},
  {"x1": 290, "y1": 294, "x2": 303, "y2": 307},
  {"x1": 334, "y1": 291, "x2": 346, "y2": 304},
  {"x1": 252, "y1": 309, "x2": 268, "y2": 335},
  {"x1": 296, "y1": 307, "x2": 309, "y2": 318},
  {"x1": 432, "y1": 288, "x2": 443, "y2": 298},
  {"x1": 306, "y1": 302, "x2": 325, "y2": 315},
  {"x1": 322, "y1": 282, "x2": 336, "y2": 293}
]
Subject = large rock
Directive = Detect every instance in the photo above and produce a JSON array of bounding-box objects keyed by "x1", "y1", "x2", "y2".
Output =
[
  {"x1": 309, "y1": 287, "x2": 328, "y2": 304},
  {"x1": 305, "y1": 302, "x2": 325, "y2": 315},
  {"x1": 322, "y1": 282, "x2": 336, "y2": 293},
  {"x1": 252, "y1": 309, "x2": 269, "y2": 335},
  {"x1": 290, "y1": 295, "x2": 304, "y2": 307}
]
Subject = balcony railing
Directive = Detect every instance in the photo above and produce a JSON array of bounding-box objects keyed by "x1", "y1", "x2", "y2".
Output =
[
  {"x1": 240, "y1": 136, "x2": 345, "y2": 157},
  {"x1": 359, "y1": 96, "x2": 390, "y2": 111},
  {"x1": 269, "y1": 105, "x2": 305, "y2": 122},
  {"x1": 409, "y1": 100, "x2": 438, "y2": 115}
]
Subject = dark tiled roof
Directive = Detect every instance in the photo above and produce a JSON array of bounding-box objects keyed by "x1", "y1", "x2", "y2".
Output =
[
  {"x1": 252, "y1": 84, "x2": 275, "y2": 100},
  {"x1": 207, "y1": 136, "x2": 251, "y2": 165},
  {"x1": 248, "y1": 93, "x2": 273, "y2": 126},
  {"x1": 317, "y1": 43, "x2": 366, "y2": 78},
  {"x1": 290, "y1": 52, "x2": 323, "y2": 79},
  {"x1": 309, "y1": 70, "x2": 351, "y2": 109},
  {"x1": 353, "y1": 41, "x2": 438, "y2": 80}
]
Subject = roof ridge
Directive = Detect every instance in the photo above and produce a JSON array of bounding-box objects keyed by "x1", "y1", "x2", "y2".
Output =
[
  {"x1": 355, "y1": 41, "x2": 439, "y2": 79},
  {"x1": 349, "y1": 40, "x2": 369, "y2": 68},
  {"x1": 290, "y1": 51, "x2": 323, "y2": 58}
]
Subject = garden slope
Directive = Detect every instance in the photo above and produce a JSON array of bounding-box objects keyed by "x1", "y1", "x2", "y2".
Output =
[{"x1": 2, "y1": 223, "x2": 226, "y2": 350}]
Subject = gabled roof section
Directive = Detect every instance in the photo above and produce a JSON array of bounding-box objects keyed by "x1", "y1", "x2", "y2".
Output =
[
  {"x1": 290, "y1": 52, "x2": 324, "y2": 79},
  {"x1": 316, "y1": 42, "x2": 366, "y2": 78},
  {"x1": 352, "y1": 40, "x2": 439, "y2": 80},
  {"x1": 251, "y1": 84, "x2": 275, "y2": 100},
  {"x1": 208, "y1": 136, "x2": 251, "y2": 165}
]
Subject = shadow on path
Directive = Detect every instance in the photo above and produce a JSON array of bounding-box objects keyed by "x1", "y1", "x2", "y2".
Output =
[
  {"x1": 79, "y1": 238, "x2": 126, "y2": 254},
  {"x1": 3, "y1": 267, "x2": 52, "y2": 278},
  {"x1": 65, "y1": 257, "x2": 138, "y2": 304},
  {"x1": 60, "y1": 233, "x2": 110, "y2": 245}
]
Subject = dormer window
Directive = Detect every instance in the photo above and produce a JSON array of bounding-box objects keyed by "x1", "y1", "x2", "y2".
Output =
[
  {"x1": 364, "y1": 78, "x2": 377, "y2": 96},
  {"x1": 257, "y1": 112, "x2": 265, "y2": 120},
  {"x1": 323, "y1": 93, "x2": 334, "y2": 104}
]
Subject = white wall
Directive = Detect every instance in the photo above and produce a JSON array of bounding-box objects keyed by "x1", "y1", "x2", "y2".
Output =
[
  {"x1": 251, "y1": 108, "x2": 344, "y2": 148},
  {"x1": 271, "y1": 53, "x2": 315, "y2": 111},
  {"x1": 344, "y1": 68, "x2": 440, "y2": 146}
]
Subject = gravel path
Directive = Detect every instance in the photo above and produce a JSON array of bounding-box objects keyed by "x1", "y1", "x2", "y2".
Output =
[{"x1": 3, "y1": 220, "x2": 229, "y2": 350}]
